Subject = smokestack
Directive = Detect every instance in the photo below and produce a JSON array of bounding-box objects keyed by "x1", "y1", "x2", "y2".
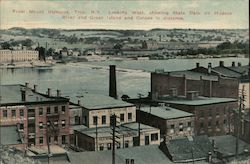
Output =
[
  {"x1": 109, "y1": 65, "x2": 117, "y2": 99},
  {"x1": 47, "y1": 88, "x2": 51, "y2": 97},
  {"x1": 21, "y1": 89, "x2": 26, "y2": 101},
  {"x1": 219, "y1": 61, "x2": 224, "y2": 67},
  {"x1": 196, "y1": 63, "x2": 200, "y2": 68},
  {"x1": 232, "y1": 61, "x2": 235, "y2": 67},
  {"x1": 33, "y1": 85, "x2": 37, "y2": 92},
  {"x1": 56, "y1": 90, "x2": 61, "y2": 97},
  {"x1": 238, "y1": 62, "x2": 242, "y2": 66}
]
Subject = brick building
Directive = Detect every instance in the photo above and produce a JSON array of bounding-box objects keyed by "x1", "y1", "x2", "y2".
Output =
[
  {"x1": 157, "y1": 91, "x2": 238, "y2": 136},
  {"x1": 0, "y1": 84, "x2": 70, "y2": 148},
  {"x1": 151, "y1": 63, "x2": 239, "y2": 100},
  {"x1": 137, "y1": 105, "x2": 194, "y2": 141}
]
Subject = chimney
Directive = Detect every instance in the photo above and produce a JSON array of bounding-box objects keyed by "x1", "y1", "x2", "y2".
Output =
[
  {"x1": 238, "y1": 62, "x2": 242, "y2": 66},
  {"x1": 56, "y1": 90, "x2": 61, "y2": 97},
  {"x1": 33, "y1": 85, "x2": 37, "y2": 92},
  {"x1": 196, "y1": 62, "x2": 200, "y2": 68},
  {"x1": 109, "y1": 65, "x2": 117, "y2": 99},
  {"x1": 186, "y1": 91, "x2": 199, "y2": 100},
  {"x1": 232, "y1": 61, "x2": 235, "y2": 67},
  {"x1": 25, "y1": 82, "x2": 29, "y2": 88},
  {"x1": 219, "y1": 61, "x2": 224, "y2": 67},
  {"x1": 78, "y1": 100, "x2": 81, "y2": 105},
  {"x1": 21, "y1": 89, "x2": 26, "y2": 101},
  {"x1": 47, "y1": 88, "x2": 51, "y2": 96},
  {"x1": 208, "y1": 63, "x2": 212, "y2": 74}
]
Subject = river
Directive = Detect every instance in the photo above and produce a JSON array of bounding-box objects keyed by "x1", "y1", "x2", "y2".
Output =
[{"x1": 0, "y1": 58, "x2": 248, "y2": 99}]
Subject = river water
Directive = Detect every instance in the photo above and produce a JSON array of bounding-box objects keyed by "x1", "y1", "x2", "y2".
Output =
[{"x1": 0, "y1": 58, "x2": 248, "y2": 99}]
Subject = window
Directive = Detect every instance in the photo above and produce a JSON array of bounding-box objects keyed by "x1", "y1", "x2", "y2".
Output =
[
  {"x1": 120, "y1": 113, "x2": 124, "y2": 122},
  {"x1": 11, "y1": 110, "x2": 16, "y2": 118},
  {"x1": 151, "y1": 133, "x2": 158, "y2": 141},
  {"x1": 102, "y1": 115, "x2": 106, "y2": 125},
  {"x1": 93, "y1": 116, "x2": 98, "y2": 125},
  {"x1": 208, "y1": 122, "x2": 211, "y2": 127},
  {"x1": 171, "y1": 124, "x2": 175, "y2": 129},
  {"x1": 54, "y1": 136, "x2": 58, "y2": 143},
  {"x1": 39, "y1": 108, "x2": 43, "y2": 115},
  {"x1": 39, "y1": 122, "x2": 43, "y2": 129},
  {"x1": 216, "y1": 121, "x2": 219, "y2": 127},
  {"x1": 47, "y1": 107, "x2": 51, "y2": 114},
  {"x1": 47, "y1": 121, "x2": 50, "y2": 127},
  {"x1": 200, "y1": 122, "x2": 204, "y2": 128},
  {"x1": 3, "y1": 110, "x2": 7, "y2": 118},
  {"x1": 54, "y1": 106, "x2": 58, "y2": 113},
  {"x1": 61, "y1": 106, "x2": 66, "y2": 114},
  {"x1": 170, "y1": 124, "x2": 175, "y2": 133},
  {"x1": 209, "y1": 111, "x2": 212, "y2": 117},
  {"x1": 20, "y1": 109, "x2": 24, "y2": 117},
  {"x1": 125, "y1": 141, "x2": 129, "y2": 148},
  {"x1": 128, "y1": 113, "x2": 132, "y2": 121},
  {"x1": 100, "y1": 144, "x2": 104, "y2": 151},
  {"x1": 223, "y1": 119, "x2": 227, "y2": 125},
  {"x1": 200, "y1": 111, "x2": 204, "y2": 118},
  {"x1": 107, "y1": 143, "x2": 112, "y2": 150},
  {"x1": 117, "y1": 142, "x2": 121, "y2": 149},
  {"x1": 20, "y1": 123, "x2": 24, "y2": 130},
  {"x1": 62, "y1": 135, "x2": 66, "y2": 144},
  {"x1": 54, "y1": 121, "x2": 58, "y2": 127},
  {"x1": 188, "y1": 122, "x2": 191, "y2": 127},
  {"x1": 39, "y1": 137, "x2": 43, "y2": 144},
  {"x1": 179, "y1": 123, "x2": 183, "y2": 132},
  {"x1": 62, "y1": 120, "x2": 66, "y2": 127}
]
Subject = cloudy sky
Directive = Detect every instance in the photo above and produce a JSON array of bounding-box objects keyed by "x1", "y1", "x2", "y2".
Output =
[{"x1": 0, "y1": 0, "x2": 249, "y2": 30}]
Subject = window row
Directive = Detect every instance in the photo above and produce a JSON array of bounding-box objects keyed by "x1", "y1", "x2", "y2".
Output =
[
  {"x1": 39, "y1": 106, "x2": 66, "y2": 115},
  {"x1": 92, "y1": 112, "x2": 133, "y2": 125},
  {"x1": 1, "y1": 109, "x2": 24, "y2": 118},
  {"x1": 39, "y1": 135, "x2": 66, "y2": 145}
]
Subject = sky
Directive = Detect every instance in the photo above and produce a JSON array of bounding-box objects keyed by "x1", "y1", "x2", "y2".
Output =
[{"x1": 0, "y1": 0, "x2": 249, "y2": 30}]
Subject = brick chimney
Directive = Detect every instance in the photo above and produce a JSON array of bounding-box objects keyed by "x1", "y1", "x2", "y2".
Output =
[
  {"x1": 56, "y1": 90, "x2": 61, "y2": 97},
  {"x1": 238, "y1": 62, "x2": 242, "y2": 66},
  {"x1": 47, "y1": 88, "x2": 51, "y2": 97},
  {"x1": 33, "y1": 85, "x2": 37, "y2": 92},
  {"x1": 109, "y1": 65, "x2": 117, "y2": 99},
  {"x1": 25, "y1": 82, "x2": 29, "y2": 88},
  {"x1": 196, "y1": 62, "x2": 200, "y2": 68},
  {"x1": 232, "y1": 61, "x2": 235, "y2": 67},
  {"x1": 219, "y1": 61, "x2": 224, "y2": 67}
]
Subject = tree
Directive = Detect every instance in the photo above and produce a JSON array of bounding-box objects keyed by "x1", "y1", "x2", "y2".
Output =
[
  {"x1": 1, "y1": 42, "x2": 11, "y2": 49},
  {"x1": 35, "y1": 46, "x2": 46, "y2": 61}
]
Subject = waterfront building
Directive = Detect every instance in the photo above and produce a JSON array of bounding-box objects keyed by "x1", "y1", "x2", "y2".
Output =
[
  {"x1": 0, "y1": 84, "x2": 70, "y2": 148},
  {"x1": 0, "y1": 50, "x2": 39, "y2": 63},
  {"x1": 137, "y1": 105, "x2": 194, "y2": 141}
]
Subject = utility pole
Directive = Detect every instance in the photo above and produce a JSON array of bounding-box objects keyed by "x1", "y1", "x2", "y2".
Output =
[
  {"x1": 236, "y1": 87, "x2": 245, "y2": 159},
  {"x1": 137, "y1": 93, "x2": 143, "y2": 146},
  {"x1": 46, "y1": 116, "x2": 51, "y2": 164},
  {"x1": 110, "y1": 114, "x2": 116, "y2": 164},
  {"x1": 95, "y1": 117, "x2": 98, "y2": 151}
]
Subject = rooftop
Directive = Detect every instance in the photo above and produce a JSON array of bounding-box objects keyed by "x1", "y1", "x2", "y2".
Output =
[
  {"x1": 68, "y1": 145, "x2": 171, "y2": 164},
  {"x1": 0, "y1": 84, "x2": 68, "y2": 106},
  {"x1": 166, "y1": 135, "x2": 214, "y2": 163},
  {"x1": 209, "y1": 135, "x2": 250, "y2": 157},
  {"x1": 76, "y1": 122, "x2": 158, "y2": 138},
  {"x1": 140, "y1": 106, "x2": 193, "y2": 120},
  {"x1": 70, "y1": 93, "x2": 135, "y2": 110},
  {"x1": 158, "y1": 96, "x2": 237, "y2": 106},
  {"x1": 0, "y1": 125, "x2": 22, "y2": 145}
]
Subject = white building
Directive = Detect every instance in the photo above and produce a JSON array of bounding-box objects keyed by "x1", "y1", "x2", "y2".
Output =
[{"x1": 0, "y1": 50, "x2": 39, "y2": 63}]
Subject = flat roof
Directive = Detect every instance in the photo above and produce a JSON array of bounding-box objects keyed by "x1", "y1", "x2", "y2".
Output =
[
  {"x1": 140, "y1": 106, "x2": 193, "y2": 120},
  {"x1": 158, "y1": 96, "x2": 237, "y2": 106},
  {"x1": 0, "y1": 125, "x2": 22, "y2": 145},
  {"x1": 70, "y1": 93, "x2": 135, "y2": 110},
  {"x1": 76, "y1": 122, "x2": 158, "y2": 138},
  {"x1": 0, "y1": 84, "x2": 68, "y2": 106}
]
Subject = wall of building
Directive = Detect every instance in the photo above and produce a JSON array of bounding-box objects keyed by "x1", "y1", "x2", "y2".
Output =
[
  {"x1": 0, "y1": 50, "x2": 39, "y2": 63},
  {"x1": 151, "y1": 73, "x2": 239, "y2": 100},
  {"x1": 83, "y1": 106, "x2": 136, "y2": 128},
  {"x1": 168, "y1": 102, "x2": 238, "y2": 136}
]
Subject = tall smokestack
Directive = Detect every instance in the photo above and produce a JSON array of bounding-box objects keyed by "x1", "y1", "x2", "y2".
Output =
[{"x1": 109, "y1": 65, "x2": 117, "y2": 99}]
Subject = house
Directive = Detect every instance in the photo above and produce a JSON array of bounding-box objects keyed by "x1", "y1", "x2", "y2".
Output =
[{"x1": 137, "y1": 105, "x2": 194, "y2": 141}]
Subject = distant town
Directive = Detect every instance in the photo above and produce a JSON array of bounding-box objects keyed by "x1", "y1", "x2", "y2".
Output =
[{"x1": 0, "y1": 27, "x2": 250, "y2": 164}]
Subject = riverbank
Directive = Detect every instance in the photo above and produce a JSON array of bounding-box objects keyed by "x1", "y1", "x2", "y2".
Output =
[{"x1": 0, "y1": 61, "x2": 55, "y2": 69}]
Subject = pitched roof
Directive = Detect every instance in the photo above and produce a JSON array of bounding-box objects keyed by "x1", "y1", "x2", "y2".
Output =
[
  {"x1": 140, "y1": 106, "x2": 193, "y2": 120},
  {"x1": 166, "y1": 135, "x2": 214, "y2": 162},
  {"x1": 68, "y1": 145, "x2": 171, "y2": 164}
]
